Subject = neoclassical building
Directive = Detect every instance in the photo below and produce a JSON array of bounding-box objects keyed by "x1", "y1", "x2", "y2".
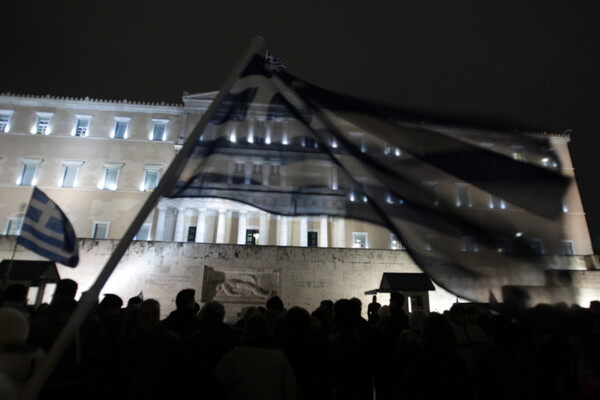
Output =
[
  {"x1": 0, "y1": 91, "x2": 597, "y2": 312},
  {"x1": 0, "y1": 92, "x2": 593, "y2": 254}
]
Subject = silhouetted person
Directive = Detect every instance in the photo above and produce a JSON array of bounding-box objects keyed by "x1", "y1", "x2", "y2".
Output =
[
  {"x1": 367, "y1": 295, "x2": 381, "y2": 326},
  {"x1": 184, "y1": 301, "x2": 243, "y2": 400},
  {"x1": 401, "y1": 312, "x2": 474, "y2": 400},
  {"x1": 28, "y1": 279, "x2": 90, "y2": 400},
  {"x1": 449, "y1": 303, "x2": 489, "y2": 375},
  {"x1": 216, "y1": 313, "x2": 297, "y2": 400},
  {"x1": 114, "y1": 299, "x2": 184, "y2": 400},
  {"x1": 1, "y1": 284, "x2": 30, "y2": 316},
  {"x1": 476, "y1": 315, "x2": 542, "y2": 400},
  {"x1": 0, "y1": 307, "x2": 44, "y2": 398},
  {"x1": 389, "y1": 292, "x2": 409, "y2": 337},
  {"x1": 279, "y1": 306, "x2": 333, "y2": 400},
  {"x1": 330, "y1": 299, "x2": 375, "y2": 400},
  {"x1": 163, "y1": 289, "x2": 201, "y2": 340}
]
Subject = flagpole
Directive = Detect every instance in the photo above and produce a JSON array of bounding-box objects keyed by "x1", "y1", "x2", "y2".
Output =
[
  {"x1": 19, "y1": 36, "x2": 265, "y2": 400},
  {"x1": 2, "y1": 188, "x2": 35, "y2": 288}
]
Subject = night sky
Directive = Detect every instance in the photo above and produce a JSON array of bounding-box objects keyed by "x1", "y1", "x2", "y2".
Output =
[{"x1": 3, "y1": 1, "x2": 600, "y2": 248}]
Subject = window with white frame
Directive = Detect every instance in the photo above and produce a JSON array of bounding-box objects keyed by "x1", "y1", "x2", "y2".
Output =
[
  {"x1": 423, "y1": 181, "x2": 439, "y2": 206},
  {"x1": 528, "y1": 238, "x2": 545, "y2": 254},
  {"x1": 390, "y1": 234, "x2": 404, "y2": 250},
  {"x1": 18, "y1": 159, "x2": 42, "y2": 186},
  {"x1": 113, "y1": 117, "x2": 130, "y2": 139},
  {"x1": 99, "y1": 163, "x2": 123, "y2": 190},
  {"x1": 74, "y1": 115, "x2": 92, "y2": 136},
  {"x1": 0, "y1": 110, "x2": 14, "y2": 133},
  {"x1": 151, "y1": 119, "x2": 168, "y2": 141},
  {"x1": 134, "y1": 223, "x2": 152, "y2": 240},
  {"x1": 92, "y1": 222, "x2": 109, "y2": 239},
  {"x1": 60, "y1": 161, "x2": 84, "y2": 188},
  {"x1": 5, "y1": 217, "x2": 23, "y2": 235},
  {"x1": 141, "y1": 165, "x2": 162, "y2": 191},
  {"x1": 455, "y1": 184, "x2": 471, "y2": 207},
  {"x1": 353, "y1": 232, "x2": 368, "y2": 249},
  {"x1": 33, "y1": 113, "x2": 53, "y2": 135},
  {"x1": 561, "y1": 240, "x2": 575, "y2": 255},
  {"x1": 495, "y1": 238, "x2": 512, "y2": 253}
]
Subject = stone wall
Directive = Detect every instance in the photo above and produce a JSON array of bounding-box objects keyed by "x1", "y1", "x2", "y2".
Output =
[
  {"x1": 0, "y1": 237, "x2": 459, "y2": 319},
  {"x1": 3, "y1": 237, "x2": 597, "y2": 320}
]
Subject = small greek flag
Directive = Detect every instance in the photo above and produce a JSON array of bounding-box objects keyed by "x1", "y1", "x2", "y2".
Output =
[
  {"x1": 265, "y1": 50, "x2": 287, "y2": 70},
  {"x1": 17, "y1": 187, "x2": 79, "y2": 267}
]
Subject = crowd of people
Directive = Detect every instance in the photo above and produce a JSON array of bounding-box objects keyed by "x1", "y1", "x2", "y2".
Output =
[{"x1": 0, "y1": 278, "x2": 599, "y2": 400}]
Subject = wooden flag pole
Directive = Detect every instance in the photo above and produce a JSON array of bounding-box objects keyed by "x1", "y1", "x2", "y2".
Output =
[{"x1": 19, "y1": 36, "x2": 265, "y2": 400}]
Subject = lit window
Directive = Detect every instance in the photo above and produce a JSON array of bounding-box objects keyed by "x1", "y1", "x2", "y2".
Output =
[
  {"x1": 391, "y1": 234, "x2": 404, "y2": 250},
  {"x1": 18, "y1": 159, "x2": 42, "y2": 186},
  {"x1": 561, "y1": 240, "x2": 575, "y2": 255},
  {"x1": 99, "y1": 163, "x2": 123, "y2": 190},
  {"x1": 423, "y1": 181, "x2": 439, "y2": 206},
  {"x1": 455, "y1": 184, "x2": 471, "y2": 207},
  {"x1": 0, "y1": 110, "x2": 14, "y2": 133},
  {"x1": 461, "y1": 236, "x2": 479, "y2": 252},
  {"x1": 113, "y1": 118, "x2": 130, "y2": 139},
  {"x1": 528, "y1": 239, "x2": 545, "y2": 254},
  {"x1": 495, "y1": 238, "x2": 512, "y2": 253},
  {"x1": 489, "y1": 195, "x2": 505, "y2": 209},
  {"x1": 33, "y1": 113, "x2": 53, "y2": 135},
  {"x1": 232, "y1": 162, "x2": 245, "y2": 184},
  {"x1": 246, "y1": 229, "x2": 259, "y2": 245},
  {"x1": 60, "y1": 161, "x2": 84, "y2": 188},
  {"x1": 5, "y1": 218, "x2": 23, "y2": 235},
  {"x1": 353, "y1": 232, "x2": 368, "y2": 249},
  {"x1": 134, "y1": 224, "x2": 152, "y2": 241},
  {"x1": 141, "y1": 165, "x2": 162, "y2": 191},
  {"x1": 151, "y1": 119, "x2": 168, "y2": 141},
  {"x1": 74, "y1": 115, "x2": 92, "y2": 136},
  {"x1": 92, "y1": 222, "x2": 109, "y2": 239},
  {"x1": 511, "y1": 145, "x2": 524, "y2": 161}
]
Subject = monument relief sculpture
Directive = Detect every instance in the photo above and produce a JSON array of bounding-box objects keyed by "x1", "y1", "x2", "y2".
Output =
[{"x1": 215, "y1": 275, "x2": 272, "y2": 298}]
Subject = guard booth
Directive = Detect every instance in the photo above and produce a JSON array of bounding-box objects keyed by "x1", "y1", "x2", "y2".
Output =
[
  {"x1": 367, "y1": 272, "x2": 435, "y2": 313},
  {"x1": 0, "y1": 260, "x2": 61, "y2": 306}
]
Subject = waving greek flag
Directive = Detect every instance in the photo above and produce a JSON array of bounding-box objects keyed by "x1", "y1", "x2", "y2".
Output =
[
  {"x1": 169, "y1": 54, "x2": 571, "y2": 303},
  {"x1": 17, "y1": 187, "x2": 79, "y2": 267}
]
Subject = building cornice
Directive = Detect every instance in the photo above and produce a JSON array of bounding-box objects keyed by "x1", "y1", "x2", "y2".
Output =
[{"x1": 0, "y1": 93, "x2": 184, "y2": 114}]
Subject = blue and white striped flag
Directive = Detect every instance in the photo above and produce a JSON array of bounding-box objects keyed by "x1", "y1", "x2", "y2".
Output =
[
  {"x1": 17, "y1": 187, "x2": 79, "y2": 267},
  {"x1": 168, "y1": 54, "x2": 571, "y2": 304},
  {"x1": 265, "y1": 50, "x2": 287, "y2": 70}
]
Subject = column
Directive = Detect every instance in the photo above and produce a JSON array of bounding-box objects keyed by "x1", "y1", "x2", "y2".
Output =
[
  {"x1": 155, "y1": 205, "x2": 167, "y2": 241},
  {"x1": 331, "y1": 165, "x2": 338, "y2": 190},
  {"x1": 259, "y1": 211, "x2": 268, "y2": 245},
  {"x1": 278, "y1": 215, "x2": 289, "y2": 246},
  {"x1": 280, "y1": 165, "x2": 287, "y2": 187},
  {"x1": 174, "y1": 207, "x2": 186, "y2": 242},
  {"x1": 262, "y1": 163, "x2": 271, "y2": 186},
  {"x1": 319, "y1": 215, "x2": 328, "y2": 247},
  {"x1": 195, "y1": 208, "x2": 206, "y2": 243},
  {"x1": 244, "y1": 162, "x2": 252, "y2": 184},
  {"x1": 300, "y1": 216, "x2": 308, "y2": 247},
  {"x1": 216, "y1": 209, "x2": 227, "y2": 244},
  {"x1": 237, "y1": 211, "x2": 248, "y2": 244},
  {"x1": 333, "y1": 217, "x2": 346, "y2": 248}
]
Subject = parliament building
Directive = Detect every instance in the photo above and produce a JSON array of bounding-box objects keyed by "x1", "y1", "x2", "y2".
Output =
[{"x1": 0, "y1": 91, "x2": 597, "y2": 316}]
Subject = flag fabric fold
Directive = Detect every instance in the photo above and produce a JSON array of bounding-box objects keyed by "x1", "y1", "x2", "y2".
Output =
[
  {"x1": 169, "y1": 54, "x2": 571, "y2": 303},
  {"x1": 17, "y1": 187, "x2": 79, "y2": 267}
]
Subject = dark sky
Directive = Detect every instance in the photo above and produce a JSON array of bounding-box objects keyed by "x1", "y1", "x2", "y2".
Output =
[{"x1": 3, "y1": 1, "x2": 600, "y2": 248}]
